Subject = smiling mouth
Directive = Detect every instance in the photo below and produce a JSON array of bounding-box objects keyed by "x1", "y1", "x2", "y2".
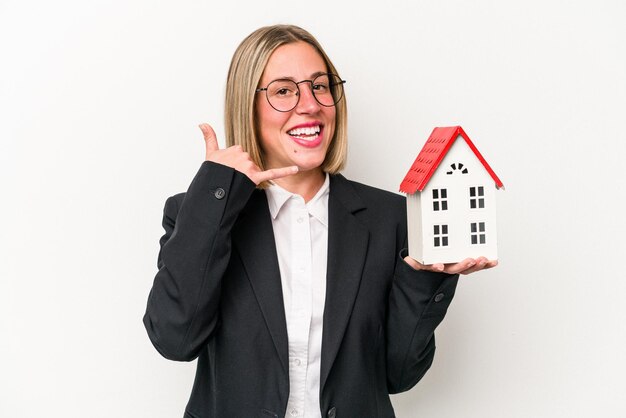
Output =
[{"x1": 287, "y1": 125, "x2": 321, "y2": 140}]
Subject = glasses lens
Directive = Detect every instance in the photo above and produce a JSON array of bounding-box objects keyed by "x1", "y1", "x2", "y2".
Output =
[
  {"x1": 266, "y1": 79, "x2": 299, "y2": 111},
  {"x1": 313, "y1": 74, "x2": 344, "y2": 107}
]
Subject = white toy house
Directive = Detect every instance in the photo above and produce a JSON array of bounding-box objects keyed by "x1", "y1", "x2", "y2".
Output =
[{"x1": 400, "y1": 126, "x2": 504, "y2": 264}]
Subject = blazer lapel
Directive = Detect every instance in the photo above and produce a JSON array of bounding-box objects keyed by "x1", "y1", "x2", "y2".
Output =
[
  {"x1": 320, "y1": 174, "x2": 369, "y2": 391},
  {"x1": 232, "y1": 189, "x2": 289, "y2": 378}
]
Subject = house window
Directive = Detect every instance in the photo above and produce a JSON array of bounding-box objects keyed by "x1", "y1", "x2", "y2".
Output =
[
  {"x1": 434, "y1": 224, "x2": 449, "y2": 247},
  {"x1": 446, "y1": 162, "x2": 469, "y2": 175},
  {"x1": 469, "y1": 186, "x2": 485, "y2": 209},
  {"x1": 432, "y1": 188, "x2": 448, "y2": 211},
  {"x1": 470, "y1": 222, "x2": 486, "y2": 245}
]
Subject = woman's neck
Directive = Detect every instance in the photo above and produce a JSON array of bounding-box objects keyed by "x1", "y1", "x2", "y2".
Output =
[{"x1": 272, "y1": 168, "x2": 326, "y2": 203}]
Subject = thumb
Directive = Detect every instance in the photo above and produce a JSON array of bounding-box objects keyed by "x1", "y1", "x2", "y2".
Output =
[{"x1": 199, "y1": 123, "x2": 219, "y2": 155}]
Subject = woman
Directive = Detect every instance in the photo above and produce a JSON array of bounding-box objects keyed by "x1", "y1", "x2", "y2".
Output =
[{"x1": 144, "y1": 24, "x2": 496, "y2": 418}]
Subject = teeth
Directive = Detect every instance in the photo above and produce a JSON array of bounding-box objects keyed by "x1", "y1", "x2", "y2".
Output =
[{"x1": 288, "y1": 126, "x2": 320, "y2": 136}]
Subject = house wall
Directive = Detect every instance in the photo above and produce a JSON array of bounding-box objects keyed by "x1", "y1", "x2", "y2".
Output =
[
  {"x1": 419, "y1": 137, "x2": 498, "y2": 264},
  {"x1": 406, "y1": 193, "x2": 423, "y2": 261}
]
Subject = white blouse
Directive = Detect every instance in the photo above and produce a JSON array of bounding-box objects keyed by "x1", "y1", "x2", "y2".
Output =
[{"x1": 265, "y1": 174, "x2": 329, "y2": 418}]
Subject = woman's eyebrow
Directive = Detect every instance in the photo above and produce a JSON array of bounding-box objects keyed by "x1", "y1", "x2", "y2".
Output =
[{"x1": 273, "y1": 71, "x2": 327, "y2": 81}]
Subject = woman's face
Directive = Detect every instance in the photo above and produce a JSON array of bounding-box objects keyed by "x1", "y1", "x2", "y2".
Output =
[{"x1": 255, "y1": 42, "x2": 336, "y2": 173}]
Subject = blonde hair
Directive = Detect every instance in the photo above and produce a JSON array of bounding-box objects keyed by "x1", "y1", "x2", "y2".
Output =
[{"x1": 224, "y1": 25, "x2": 347, "y2": 180}]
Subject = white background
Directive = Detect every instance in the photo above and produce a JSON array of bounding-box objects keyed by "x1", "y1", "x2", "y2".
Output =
[{"x1": 1, "y1": 0, "x2": 625, "y2": 417}]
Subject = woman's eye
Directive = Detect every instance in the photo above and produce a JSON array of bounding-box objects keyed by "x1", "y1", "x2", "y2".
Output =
[
  {"x1": 275, "y1": 87, "x2": 294, "y2": 96},
  {"x1": 313, "y1": 84, "x2": 329, "y2": 93}
]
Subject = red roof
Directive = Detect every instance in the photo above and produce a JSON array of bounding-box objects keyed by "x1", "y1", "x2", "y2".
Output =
[{"x1": 399, "y1": 126, "x2": 504, "y2": 194}]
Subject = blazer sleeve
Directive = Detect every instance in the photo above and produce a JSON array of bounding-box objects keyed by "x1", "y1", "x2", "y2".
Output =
[
  {"x1": 385, "y1": 249, "x2": 459, "y2": 394},
  {"x1": 143, "y1": 161, "x2": 256, "y2": 361}
]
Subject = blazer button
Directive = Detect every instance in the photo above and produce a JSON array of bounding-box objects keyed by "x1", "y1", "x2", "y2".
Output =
[
  {"x1": 327, "y1": 406, "x2": 336, "y2": 418},
  {"x1": 214, "y1": 188, "x2": 226, "y2": 200},
  {"x1": 434, "y1": 293, "x2": 445, "y2": 302}
]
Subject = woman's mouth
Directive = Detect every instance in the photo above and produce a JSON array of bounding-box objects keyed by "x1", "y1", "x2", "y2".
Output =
[{"x1": 287, "y1": 124, "x2": 323, "y2": 148}]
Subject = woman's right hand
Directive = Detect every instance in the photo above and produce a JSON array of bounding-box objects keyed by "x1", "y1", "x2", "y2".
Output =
[{"x1": 199, "y1": 123, "x2": 298, "y2": 185}]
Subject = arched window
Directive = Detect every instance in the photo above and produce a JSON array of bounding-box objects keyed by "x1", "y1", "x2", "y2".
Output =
[{"x1": 446, "y1": 163, "x2": 469, "y2": 175}]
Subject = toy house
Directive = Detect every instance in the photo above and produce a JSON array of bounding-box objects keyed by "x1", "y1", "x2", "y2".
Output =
[{"x1": 400, "y1": 126, "x2": 504, "y2": 264}]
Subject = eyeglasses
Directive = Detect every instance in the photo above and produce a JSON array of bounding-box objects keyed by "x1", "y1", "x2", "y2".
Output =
[{"x1": 256, "y1": 73, "x2": 346, "y2": 112}]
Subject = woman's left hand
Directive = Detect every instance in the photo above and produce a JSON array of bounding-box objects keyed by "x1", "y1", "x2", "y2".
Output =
[{"x1": 403, "y1": 256, "x2": 498, "y2": 275}]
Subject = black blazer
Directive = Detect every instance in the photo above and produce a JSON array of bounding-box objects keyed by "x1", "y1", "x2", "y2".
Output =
[{"x1": 144, "y1": 161, "x2": 459, "y2": 418}]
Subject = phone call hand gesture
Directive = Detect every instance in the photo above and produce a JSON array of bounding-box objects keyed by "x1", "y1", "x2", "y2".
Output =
[{"x1": 199, "y1": 123, "x2": 298, "y2": 185}]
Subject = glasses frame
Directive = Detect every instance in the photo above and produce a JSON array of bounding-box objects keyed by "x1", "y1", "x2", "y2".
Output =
[{"x1": 255, "y1": 73, "x2": 346, "y2": 112}]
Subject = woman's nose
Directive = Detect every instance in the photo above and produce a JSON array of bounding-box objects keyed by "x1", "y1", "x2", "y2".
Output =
[{"x1": 295, "y1": 82, "x2": 321, "y2": 113}]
